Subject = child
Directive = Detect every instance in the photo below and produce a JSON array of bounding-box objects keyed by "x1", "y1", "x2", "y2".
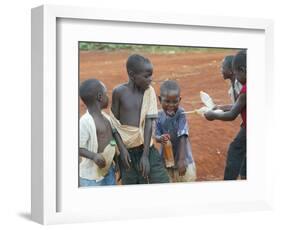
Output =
[
  {"x1": 204, "y1": 50, "x2": 247, "y2": 180},
  {"x1": 110, "y1": 54, "x2": 169, "y2": 184},
  {"x1": 215, "y1": 55, "x2": 242, "y2": 111},
  {"x1": 79, "y1": 79, "x2": 117, "y2": 186},
  {"x1": 155, "y1": 80, "x2": 196, "y2": 182}
]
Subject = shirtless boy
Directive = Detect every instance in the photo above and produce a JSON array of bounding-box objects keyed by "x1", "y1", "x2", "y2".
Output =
[{"x1": 110, "y1": 54, "x2": 169, "y2": 184}]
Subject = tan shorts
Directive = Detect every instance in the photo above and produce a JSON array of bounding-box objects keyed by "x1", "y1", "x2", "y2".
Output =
[{"x1": 167, "y1": 162, "x2": 197, "y2": 183}]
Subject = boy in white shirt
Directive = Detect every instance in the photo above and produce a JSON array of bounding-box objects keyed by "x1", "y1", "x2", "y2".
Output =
[{"x1": 79, "y1": 79, "x2": 117, "y2": 186}]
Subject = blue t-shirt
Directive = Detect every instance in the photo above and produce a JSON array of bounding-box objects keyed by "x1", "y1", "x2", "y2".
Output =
[{"x1": 155, "y1": 107, "x2": 194, "y2": 165}]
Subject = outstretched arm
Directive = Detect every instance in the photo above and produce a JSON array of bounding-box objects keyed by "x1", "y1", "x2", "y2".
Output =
[
  {"x1": 205, "y1": 93, "x2": 246, "y2": 121},
  {"x1": 215, "y1": 104, "x2": 233, "y2": 112}
]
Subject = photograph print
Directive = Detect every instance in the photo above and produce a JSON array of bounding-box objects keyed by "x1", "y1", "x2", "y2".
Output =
[{"x1": 78, "y1": 42, "x2": 247, "y2": 187}]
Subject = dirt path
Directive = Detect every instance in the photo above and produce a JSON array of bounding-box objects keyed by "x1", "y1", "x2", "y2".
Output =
[{"x1": 79, "y1": 50, "x2": 241, "y2": 181}]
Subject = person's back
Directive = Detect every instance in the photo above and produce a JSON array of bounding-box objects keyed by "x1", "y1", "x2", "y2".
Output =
[
  {"x1": 79, "y1": 79, "x2": 116, "y2": 186},
  {"x1": 111, "y1": 54, "x2": 169, "y2": 184},
  {"x1": 92, "y1": 111, "x2": 113, "y2": 152}
]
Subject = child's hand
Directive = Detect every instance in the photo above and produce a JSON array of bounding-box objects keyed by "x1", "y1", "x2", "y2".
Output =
[
  {"x1": 212, "y1": 105, "x2": 219, "y2": 110},
  {"x1": 160, "y1": 134, "x2": 170, "y2": 144},
  {"x1": 177, "y1": 159, "x2": 187, "y2": 176},
  {"x1": 140, "y1": 155, "x2": 150, "y2": 178},
  {"x1": 93, "y1": 154, "x2": 106, "y2": 168},
  {"x1": 204, "y1": 111, "x2": 216, "y2": 121},
  {"x1": 120, "y1": 147, "x2": 131, "y2": 169}
]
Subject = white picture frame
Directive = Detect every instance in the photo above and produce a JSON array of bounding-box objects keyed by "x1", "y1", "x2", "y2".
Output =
[{"x1": 31, "y1": 4, "x2": 274, "y2": 225}]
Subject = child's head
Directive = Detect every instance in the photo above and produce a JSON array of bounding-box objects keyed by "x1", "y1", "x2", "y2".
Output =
[
  {"x1": 80, "y1": 78, "x2": 109, "y2": 109},
  {"x1": 232, "y1": 50, "x2": 247, "y2": 85},
  {"x1": 221, "y1": 55, "x2": 234, "y2": 80},
  {"x1": 159, "y1": 80, "x2": 181, "y2": 117},
  {"x1": 126, "y1": 54, "x2": 153, "y2": 91}
]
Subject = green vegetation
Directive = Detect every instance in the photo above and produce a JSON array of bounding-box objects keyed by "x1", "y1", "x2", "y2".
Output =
[{"x1": 79, "y1": 42, "x2": 235, "y2": 54}]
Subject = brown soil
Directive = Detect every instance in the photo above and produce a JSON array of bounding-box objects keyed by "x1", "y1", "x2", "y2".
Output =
[{"x1": 79, "y1": 50, "x2": 241, "y2": 181}]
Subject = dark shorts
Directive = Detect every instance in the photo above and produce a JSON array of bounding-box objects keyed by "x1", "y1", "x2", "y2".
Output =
[
  {"x1": 120, "y1": 145, "x2": 169, "y2": 184},
  {"x1": 224, "y1": 127, "x2": 247, "y2": 180}
]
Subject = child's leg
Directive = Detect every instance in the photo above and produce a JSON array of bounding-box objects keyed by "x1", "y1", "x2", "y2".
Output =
[
  {"x1": 147, "y1": 146, "x2": 170, "y2": 184},
  {"x1": 224, "y1": 127, "x2": 246, "y2": 180},
  {"x1": 120, "y1": 147, "x2": 141, "y2": 185},
  {"x1": 239, "y1": 156, "x2": 247, "y2": 179},
  {"x1": 183, "y1": 162, "x2": 197, "y2": 182},
  {"x1": 166, "y1": 168, "x2": 176, "y2": 183}
]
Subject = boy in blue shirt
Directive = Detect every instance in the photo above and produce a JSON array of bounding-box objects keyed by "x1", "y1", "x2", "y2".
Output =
[{"x1": 155, "y1": 80, "x2": 196, "y2": 182}]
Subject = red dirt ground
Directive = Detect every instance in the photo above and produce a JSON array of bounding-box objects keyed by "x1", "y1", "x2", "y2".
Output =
[{"x1": 79, "y1": 50, "x2": 241, "y2": 181}]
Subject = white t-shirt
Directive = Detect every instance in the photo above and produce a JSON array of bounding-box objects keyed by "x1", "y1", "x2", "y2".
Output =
[
  {"x1": 79, "y1": 111, "x2": 114, "y2": 180},
  {"x1": 228, "y1": 79, "x2": 243, "y2": 103}
]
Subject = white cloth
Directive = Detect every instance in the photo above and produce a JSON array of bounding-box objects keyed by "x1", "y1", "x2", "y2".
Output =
[
  {"x1": 79, "y1": 111, "x2": 115, "y2": 180},
  {"x1": 228, "y1": 80, "x2": 243, "y2": 103},
  {"x1": 110, "y1": 86, "x2": 158, "y2": 148}
]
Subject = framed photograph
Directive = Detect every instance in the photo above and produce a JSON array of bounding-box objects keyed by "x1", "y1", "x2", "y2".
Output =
[{"x1": 31, "y1": 5, "x2": 274, "y2": 225}]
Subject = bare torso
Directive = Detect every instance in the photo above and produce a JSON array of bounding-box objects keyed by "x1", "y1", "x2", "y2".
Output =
[
  {"x1": 91, "y1": 113, "x2": 113, "y2": 153},
  {"x1": 112, "y1": 83, "x2": 144, "y2": 127}
]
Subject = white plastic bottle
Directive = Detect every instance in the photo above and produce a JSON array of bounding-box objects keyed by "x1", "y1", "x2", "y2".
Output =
[{"x1": 200, "y1": 91, "x2": 216, "y2": 109}]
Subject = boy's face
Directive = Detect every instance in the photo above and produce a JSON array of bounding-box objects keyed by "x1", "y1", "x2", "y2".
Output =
[
  {"x1": 130, "y1": 62, "x2": 153, "y2": 91},
  {"x1": 221, "y1": 64, "x2": 233, "y2": 80},
  {"x1": 159, "y1": 90, "x2": 181, "y2": 117},
  {"x1": 233, "y1": 66, "x2": 246, "y2": 85}
]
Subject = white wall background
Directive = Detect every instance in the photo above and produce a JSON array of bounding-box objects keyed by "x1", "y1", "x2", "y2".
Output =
[{"x1": 0, "y1": 0, "x2": 280, "y2": 229}]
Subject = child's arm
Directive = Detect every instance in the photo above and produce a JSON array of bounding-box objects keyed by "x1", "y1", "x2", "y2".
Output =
[
  {"x1": 177, "y1": 111, "x2": 189, "y2": 176},
  {"x1": 111, "y1": 87, "x2": 131, "y2": 169},
  {"x1": 112, "y1": 130, "x2": 131, "y2": 169},
  {"x1": 140, "y1": 117, "x2": 154, "y2": 178},
  {"x1": 154, "y1": 116, "x2": 170, "y2": 144},
  {"x1": 177, "y1": 136, "x2": 188, "y2": 176},
  {"x1": 80, "y1": 117, "x2": 105, "y2": 168},
  {"x1": 205, "y1": 93, "x2": 246, "y2": 121},
  {"x1": 111, "y1": 87, "x2": 121, "y2": 120},
  {"x1": 140, "y1": 87, "x2": 158, "y2": 178},
  {"x1": 155, "y1": 134, "x2": 170, "y2": 144},
  {"x1": 79, "y1": 148, "x2": 106, "y2": 168},
  {"x1": 215, "y1": 104, "x2": 233, "y2": 112}
]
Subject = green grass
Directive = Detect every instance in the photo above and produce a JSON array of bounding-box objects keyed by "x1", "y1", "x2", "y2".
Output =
[{"x1": 79, "y1": 42, "x2": 236, "y2": 54}]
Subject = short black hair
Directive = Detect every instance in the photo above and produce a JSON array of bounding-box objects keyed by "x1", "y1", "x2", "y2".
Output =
[
  {"x1": 126, "y1": 54, "x2": 151, "y2": 74},
  {"x1": 79, "y1": 78, "x2": 104, "y2": 106},
  {"x1": 233, "y1": 50, "x2": 247, "y2": 71},
  {"x1": 160, "y1": 80, "x2": 180, "y2": 96},
  {"x1": 222, "y1": 55, "x2": 234, "y2": 70}
]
